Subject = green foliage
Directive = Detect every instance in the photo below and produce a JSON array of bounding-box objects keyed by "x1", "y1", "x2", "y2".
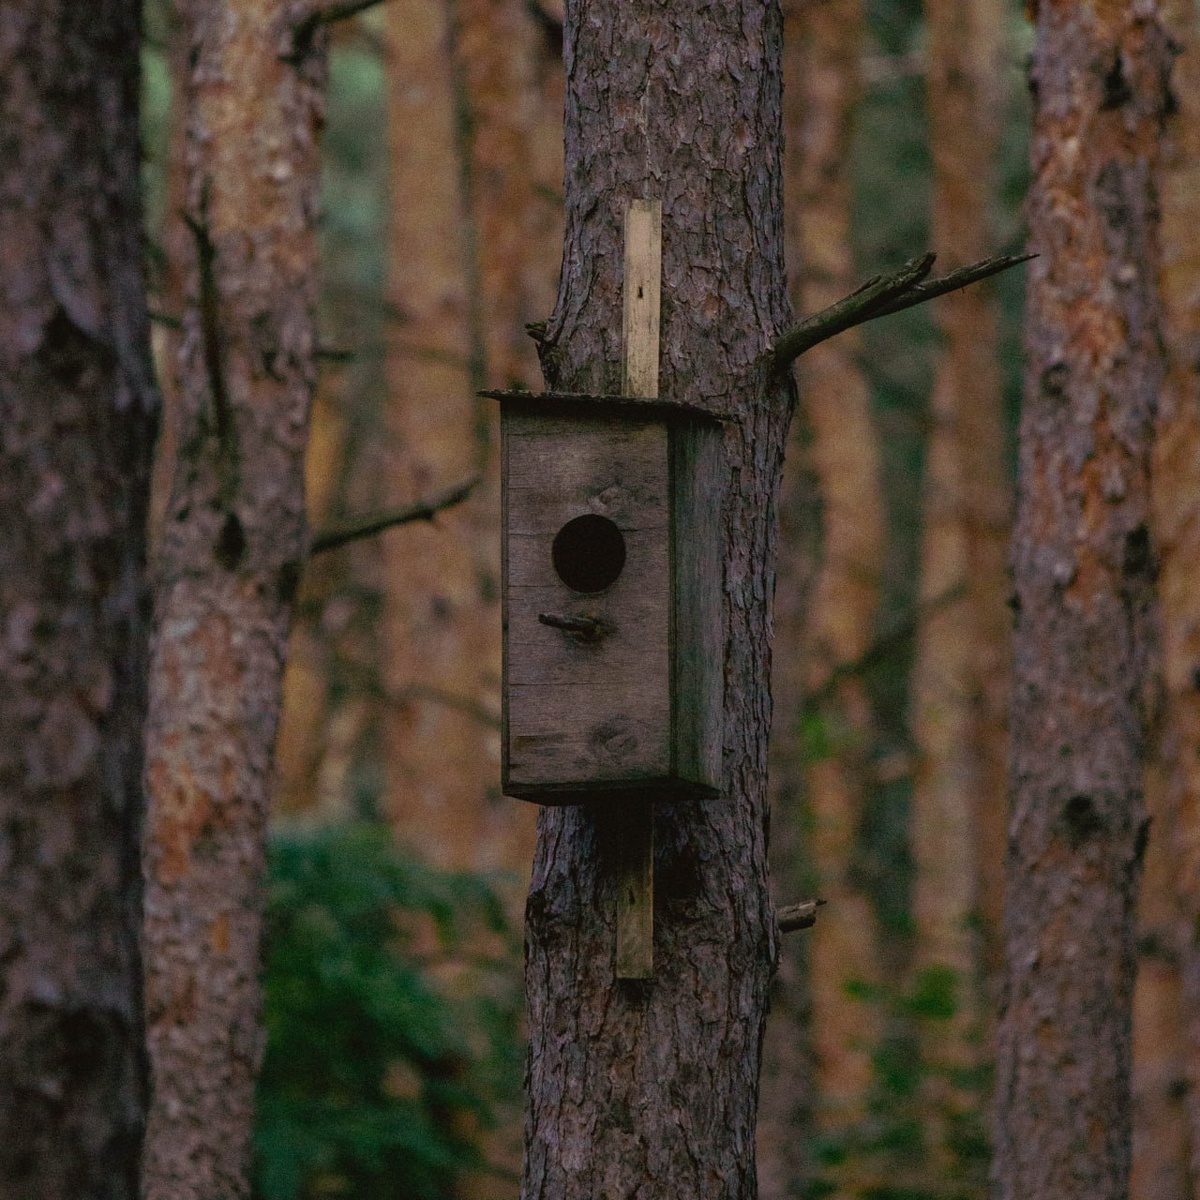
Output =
[
  {"x1": 254, "y1": 823, "x2": 523, "y2": 1200},
  {"x1": 809, "y1": 964, "x2": 992, "y2": 1200}
]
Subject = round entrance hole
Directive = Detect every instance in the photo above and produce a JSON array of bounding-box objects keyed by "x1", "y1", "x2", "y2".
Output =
[{"x1": 551, "y1": 514, "x2": 627, "y2": 593}]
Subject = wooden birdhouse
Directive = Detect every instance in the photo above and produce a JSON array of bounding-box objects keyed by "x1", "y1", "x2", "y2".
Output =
[{"x1": 493, "y1": 391, "x2": 725, "y2": 806}]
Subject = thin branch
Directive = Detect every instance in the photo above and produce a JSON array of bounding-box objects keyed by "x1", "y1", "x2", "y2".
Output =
[
  {"x1": 285, "y1": 0, "x2": 391, "y2": 58},
  {"x1": 771, "y1": 251, "x2": 1032, "y2": 371},
  {"x1": 326, "y1": 660, "x2": 503, "y2": 731},
  {"x1": 310, "y1": 475, "x2": 478, "y2": 555},
  {"x1": 148, "y1": 308, "x2": 183, "y2": 331},
  {"x1": 867, "y1": 252, "x2": 1034, "y2": 320},
  {"x1": 385, "y1": 682, "x2": 502, "y2": 731},
  {"x1": 802, "y1": 583, "x2": 968, "y2": 714},
  {"x1": 772, "y1": 253, "x2": 935, "y2": 370},
  {"x1": 778, "y1": 899, "x2": 826, "y2": 933}
]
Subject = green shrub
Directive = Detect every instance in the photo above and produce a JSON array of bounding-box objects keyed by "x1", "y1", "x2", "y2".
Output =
[{"x1": 254, "y1": 823, "x2": 523, "y2": 1200}]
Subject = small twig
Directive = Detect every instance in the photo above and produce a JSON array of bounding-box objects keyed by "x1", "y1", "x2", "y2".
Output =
[
  {"x1": 867, "y1": 252, "x2": 1034, "y2": 321},
  {"x1": 148, "y1": 308, "x2": 183, "y2": 330},
  {"x1": 326, "y1": 661, "x2": 502, "y2": 731},
  {"x1": 772, "y1": 251, "x2": 1032, "y2": 371},
  {"x1": 538, "y1": 612, "x2": 608, "y2": 640},
  {"x1": 388, "y1": 683, "x2": 501, "y2": 731},
  {"x1": 285, "y1": 0, "x2": 391, "y2": 59},
  {"x1": 310, "y1": 475, "x2": 478, "y2": 555},
  {"x1": 802, "y1": 584, "x2": 968, "y2": 714},
  {"x1": 778, "y1": 899, "x2": 826, "y2": 933},
  {"x1": 772, "y1": 254, "x2": 935, "y2": 370}
]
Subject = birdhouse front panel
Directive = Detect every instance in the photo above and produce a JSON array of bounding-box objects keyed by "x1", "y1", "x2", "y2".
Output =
[{"x1": 503, "y1": 408, "x2": 672, "y2": 801}]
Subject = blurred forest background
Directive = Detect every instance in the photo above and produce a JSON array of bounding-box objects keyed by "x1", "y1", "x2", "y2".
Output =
[{"x1": 131, "y1": 0, "x2": 1195, "y2": 1197}]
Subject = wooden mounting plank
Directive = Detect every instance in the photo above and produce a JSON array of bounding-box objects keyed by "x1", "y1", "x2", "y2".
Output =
[
  {"x1": 622, "y1": 199, "x2": 662, "y2": 400},
  {"x1": 615, "y1": 197, "x2": 662, "y2": 981},
  {"x1": 615, "y1": 802, "x2": 654, "y2": 979}
]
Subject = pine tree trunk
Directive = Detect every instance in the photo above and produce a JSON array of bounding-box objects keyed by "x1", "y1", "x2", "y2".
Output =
[
  {"x1": 759, "y1": 3, "x2": 880, "y2": 1196},
  {"x1": 382, "y1": 0, "x2": 542, "y2": 876},
  {"x1": 140, "y1": 1, "x2": 327, "y2": 1194},
  {"x1": 0, "y1": 4, "x2": 158, "y2": 1195},
  {"x1": 910, "y1": 0, "x2": 1006, "y2": 1179},
  {"x1": 1145, "y1": 0, "x2": 1200, "y2": 1192},
  {"x1": 520, "y1": 3, "x2": 793, "y2": 1196},
  {"x1": 993, "y1": 5, "x2": 1172, "y2": 1198}
]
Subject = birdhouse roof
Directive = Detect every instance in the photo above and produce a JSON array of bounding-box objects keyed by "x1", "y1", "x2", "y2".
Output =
[{"x1": 481, "y1": 389, "x2": 727, "y2": 425}]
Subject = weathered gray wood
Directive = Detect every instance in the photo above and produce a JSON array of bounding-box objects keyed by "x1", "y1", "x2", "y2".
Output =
[
  {"x1": 616, "y1": 199, "x2": 662, "y2": 980},
  {"x1": 482, "y1": 388, "x2": 729, "y2": 422},
  {"x1": 622, "y1": 200, "x2": 662, "y2": 398},
  {"x1": 671, "y1": 420, "x2": 725, "y2": 790},
  {"x1": 615, "y1": 803, "x2": 654, "y2": 979},
  {"x1": 497, "y1": 195, "x2": 725, "y2": 987},
  {"x1": 503, "y1": 415, "x2": 671, "y2": 794}
]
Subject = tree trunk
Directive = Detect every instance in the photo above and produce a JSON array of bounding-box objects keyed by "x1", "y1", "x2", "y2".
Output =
[
  {"x1": 993, "y1": 5, "x2": 1172, "y2": 1199},
  {"x1": 382, "y1": 0, "x2": 540, "y2": 876},
  {"x1": 0, "y1": 4, "x2": 157, "y2": 1195},
  {"x1": 520, "y1": 2, "x2": 793, "y2": 1196},
  {"x1": 910, "y1": 0, "x2": 1006, "y2": 1180},
  {"x1": 1144, "y1": 0, "x2": 1200, "y2": 1192},
  {"x1": 759, "y1": 2, "x2": 881, "y2": 1197},
  {"x1": 140, "y1": 1, "x2": 327, "y2": 1195}
]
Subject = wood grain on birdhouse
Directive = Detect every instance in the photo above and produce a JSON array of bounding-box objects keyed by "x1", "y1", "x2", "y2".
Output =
[{"x1": 496, "y1": 392, "x2": 726, "y2": 806}]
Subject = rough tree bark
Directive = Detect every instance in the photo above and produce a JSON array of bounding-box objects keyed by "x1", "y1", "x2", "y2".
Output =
[
  {"x1": 520, "y1": 1, "x2": 793, "y2": 1195},
  {"x1": 760, "y1": 2, "x2": 881, "y2": 1196},
  {"x1": 993, "y1": 4, "x2": 1172, "y2": 1199},
  {"x1": 1139, "y1": 0, "x2": 1200, "y2": 1193},
  {"x1": 0, "y1": 3, "x2": 158, "y2": 1195},
  {"x1": 140, "y1": 0, "x2": 327, "y2": 1195}
]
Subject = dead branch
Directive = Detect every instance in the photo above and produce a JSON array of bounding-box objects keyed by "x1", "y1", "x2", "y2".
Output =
[
  {"x1": 284, "y1": 0, "x2": 391, "y2": 59},
  {"x1": 772, "y1": 251, "x2": 1032, "y2": 371},
  {"x1": 309, "y1": 475, "x2": 478, "y2": 555},
  {"x1": 778, "y1": 899, "x2": 826, "y2": 933}
]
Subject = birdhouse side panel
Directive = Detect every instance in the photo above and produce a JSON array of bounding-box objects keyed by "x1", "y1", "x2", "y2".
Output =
[
  {"x1": 671, "y1": 420, "x2": 726, "y2": 794},
  {"x1": 502, "y1": 411, "x2": 672, "y2": 799}
]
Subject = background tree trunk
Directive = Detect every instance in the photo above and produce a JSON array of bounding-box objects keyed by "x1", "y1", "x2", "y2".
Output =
[
  {"x1": 759, "y1": 3, "x2": 882, "y2": 1197},
  {"x1": 383, "y1": 0, "x2": 504, "y2": 868},
  {"x1": 1141, "y1": 0, "x2": 1200, "y2": 1193},
  {"x1": 382, "y1": 0, "x2": 545, "y2": 877},
  {"x1": 140, "y1": 1, "x2": 327, "y2": 1194},
  {"x1": 520, "y1": 1, "x2": 793, "y2": 1194},
  {"x1": 0, "y1": 3, "x2": 158, "y2": 1195},
  {"x1": 993, "y1": 5, "x2": 1172, "y2": 1199},
  {"x1": 910, "y1": 0, "x2": 1006, "y2": 1181}
]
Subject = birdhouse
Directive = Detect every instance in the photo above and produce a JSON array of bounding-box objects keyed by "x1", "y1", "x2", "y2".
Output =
[{"x1": 491, "y1": 391, "x2": 725, "y2": 806}]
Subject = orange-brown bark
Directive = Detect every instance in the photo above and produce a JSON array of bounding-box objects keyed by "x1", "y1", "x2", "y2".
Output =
[
  {"x1": 1130, "y1": 788, "x2": 1190, "y2": 1200},
  {"x1": 383, "y1": 0, "x2": 562, "y2": 883},
  {"x1": 910, "y1": 0, "x2": 1007, "y2": 1177},
  {"x1": 383, "y1": 0, "x2": 530, "y2": 876},
  {"x1": 994, "y1": 4, "x2": 1172, "y2": 1198},
  {"x1": 141, "y1": 1, "x2": 327, "y2": 1194},
  {"x1": 760, "y1": 4, "x2": 882, "y2": 1197},
  {"x1": 1142, "y1": 0, "x2": 1200, "y2": 1193}
]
